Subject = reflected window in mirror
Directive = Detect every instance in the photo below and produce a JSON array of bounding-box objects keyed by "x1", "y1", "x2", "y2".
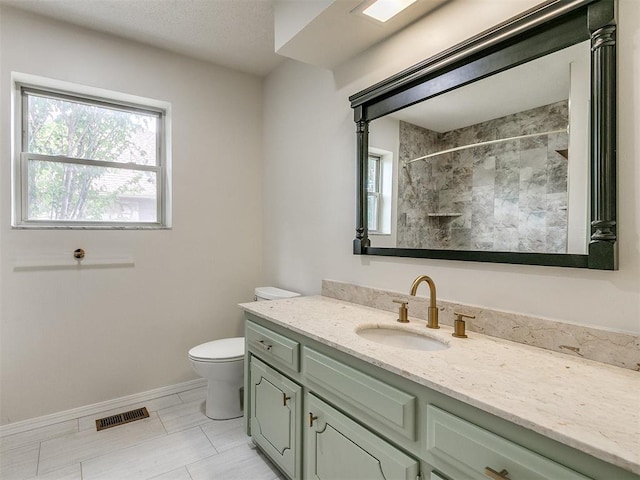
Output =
[
  {"x1": 367, "y1": 153, "x2": 382, "y2": 232},
  {"x1": 366, "y1": 145, "x2": 394, "y2": 237}
]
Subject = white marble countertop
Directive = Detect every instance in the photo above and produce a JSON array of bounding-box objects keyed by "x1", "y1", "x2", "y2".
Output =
[{"x1": 239, "y1": 295, "x2": 640, "y2": 475}]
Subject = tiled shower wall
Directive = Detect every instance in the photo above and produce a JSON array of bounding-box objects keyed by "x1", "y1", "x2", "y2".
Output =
[{"x1": 397, "y1": 101, "x2": 569, "y2": 252}]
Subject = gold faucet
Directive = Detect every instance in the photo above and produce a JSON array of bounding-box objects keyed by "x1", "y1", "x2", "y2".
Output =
[{"x1": 409, "y1": 275, "x2": 439, "y2": 329}]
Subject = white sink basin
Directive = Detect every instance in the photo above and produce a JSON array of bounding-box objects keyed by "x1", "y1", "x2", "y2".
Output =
[{"x1": 356, "y1": 326, "x2": 449, "y2": 351}]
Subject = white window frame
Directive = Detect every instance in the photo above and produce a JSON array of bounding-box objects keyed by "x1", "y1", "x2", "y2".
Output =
[
  {"x1": 12, "y1": 75, "x2": 172, "y2": 229},
  {"x1": 367, "y1": 153, "x2": 382, "y2": 233},
  {"x1": 368, "y1": 147, "x2": 393, "y2": 235}
]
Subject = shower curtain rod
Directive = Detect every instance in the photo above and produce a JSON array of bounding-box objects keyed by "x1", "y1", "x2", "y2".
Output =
[{"x1": 403, "y1": 127, "x2": 568, "y2": 167}]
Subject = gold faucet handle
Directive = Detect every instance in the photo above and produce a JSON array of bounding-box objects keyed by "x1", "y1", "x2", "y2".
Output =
[
  {"x1": 392, "y1": 299, "x2": 409, "y2": 323},
  {"x1": 452, "y1": 312, "x2": 475, "y2": 338}
]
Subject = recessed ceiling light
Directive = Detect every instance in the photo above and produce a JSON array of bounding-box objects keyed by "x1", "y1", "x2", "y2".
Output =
[{"x1": 362, "y1": 0, "x2": 418, "y2": 23}]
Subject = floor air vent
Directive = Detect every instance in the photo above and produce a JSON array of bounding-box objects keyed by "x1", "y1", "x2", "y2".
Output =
[{"x1": 96, "y1": 407, "x2": 149, "y2": 431}]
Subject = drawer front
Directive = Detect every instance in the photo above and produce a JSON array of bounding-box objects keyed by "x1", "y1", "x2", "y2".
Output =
[
  {"x1": 303, "y1": 347, "x2": 416, "y2": 440},
  {"x1": 246, "y1": 321, "x2": 300, "y2": 372},
  {"x1": 426, "y1": 405, "x2": 591, "y2": 480}
]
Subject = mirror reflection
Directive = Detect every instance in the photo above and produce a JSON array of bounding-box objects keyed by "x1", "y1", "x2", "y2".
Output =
[{"x1": 368, "y1": 40, "x2": 590, "y2": 254}]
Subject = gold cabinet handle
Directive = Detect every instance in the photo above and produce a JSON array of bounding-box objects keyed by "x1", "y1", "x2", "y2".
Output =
[
  {"x1": 484, "y1": 467, "x2": 510, "y2": 480},
  {"x1": 308, "y1": 412, "x2": 318, "y2": 427},
  {"x1": 282, "y1": 393, "x2": 291, "y2": 406}
]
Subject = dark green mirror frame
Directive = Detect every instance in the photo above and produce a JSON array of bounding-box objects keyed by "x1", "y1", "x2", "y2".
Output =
[{"x1": 350, "y1": 0, "x2": 617, "y2": 270}]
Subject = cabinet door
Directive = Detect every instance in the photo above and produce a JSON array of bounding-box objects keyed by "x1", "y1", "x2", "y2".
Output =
[
  {"x1": 250, "y1": 356, "x2": 301, "y2": 480},
  {"x1": 306, "y1": 394, "x2": 419, "y2": 480}
]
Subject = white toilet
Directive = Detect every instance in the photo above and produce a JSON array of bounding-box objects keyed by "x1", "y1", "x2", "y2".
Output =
[{"x1": 188, "y1": 286, "x2": 300, "y2": 420}]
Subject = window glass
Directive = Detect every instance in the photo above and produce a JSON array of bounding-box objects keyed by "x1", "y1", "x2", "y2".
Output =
[
  {"x1": 16, "y1": 85, "x2": 167, "y2": 228},
  {"x1": 367, "y1": 155, "x2": 380, "y2": 193},
  {"x1": 26, "y1": 93, "x2": 158, "y2": 165},
  {"x1": 367, "y1": 154, "x2": 382, "y2": 231},
  {"x1": 367, "y1": 193, "x2": 379, "y2": 232},
  {"x1": 27, "y1": 160, "x2": 158, "y2": 222}
]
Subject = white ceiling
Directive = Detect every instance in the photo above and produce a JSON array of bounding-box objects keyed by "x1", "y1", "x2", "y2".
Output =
[
  {"x1": 0, "y1": 0, "x2": 447, "y2": 77},
  {"x1": 1, "y1": 0, "x2": 282, "y2": 76}
]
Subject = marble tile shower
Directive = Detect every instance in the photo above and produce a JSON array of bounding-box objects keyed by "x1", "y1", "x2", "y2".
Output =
[{"x1": 397, "y1": 100, "x2": 569, "y2": 252}]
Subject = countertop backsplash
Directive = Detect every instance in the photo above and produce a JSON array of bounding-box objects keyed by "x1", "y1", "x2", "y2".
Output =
[{"x1": 322, "y1": 279, "x2": 640, "y2": 371}]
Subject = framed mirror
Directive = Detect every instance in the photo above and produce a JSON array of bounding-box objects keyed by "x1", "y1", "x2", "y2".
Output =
[{"x1": 350, "y1": 0, "x2": 617, "y2": 270}]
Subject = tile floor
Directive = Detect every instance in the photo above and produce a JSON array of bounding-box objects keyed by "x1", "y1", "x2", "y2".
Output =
[{"x1": 0, "y1": 386, "x2": 285, "y2": 480}]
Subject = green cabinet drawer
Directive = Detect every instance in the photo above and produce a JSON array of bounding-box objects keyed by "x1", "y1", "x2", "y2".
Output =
[
  {"x1": 306, "y1": 393, "x2": 419, "y2": 480},
  {"x1": 246, "y1": 321, "x2": 300, "y2": 372},
  {"x1": 250, "y1": 356, "x2": 301, "y2": 480},
  {"x1": 426, "y1": 405, "x2": 591, "y2": 480},
  {"x1": 303, "y1": 347, "x2": 416, "y2": 440}
]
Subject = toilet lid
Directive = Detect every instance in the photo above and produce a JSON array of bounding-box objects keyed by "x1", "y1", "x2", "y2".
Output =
[{"x1": 188, "y1": 337, "x2": 244, "y2": 362}]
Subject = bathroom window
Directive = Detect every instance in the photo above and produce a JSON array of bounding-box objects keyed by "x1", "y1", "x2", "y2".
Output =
[
  {"x1": 367, "y1": 148, "x2": 393, "y2": 235},
  {"x1": 367, "y1": 153, "x2": 382, "y2": 232},
  {"x1": 14, "y1": 81, "x2": 170, "y2": 228}
]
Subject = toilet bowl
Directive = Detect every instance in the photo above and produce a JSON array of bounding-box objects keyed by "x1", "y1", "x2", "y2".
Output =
[
  {"x1": 189, "y1": 286, "x2": 300, "y2": 420},
  {"x1": 188, "y1": 337, "x2": 245, "y2": 419}
]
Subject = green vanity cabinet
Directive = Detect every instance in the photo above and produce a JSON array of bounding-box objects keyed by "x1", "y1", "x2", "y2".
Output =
[
  {"x1": 244, "y1": 315, "x2": 638, "y2": 480},
  {"x1": 249, "y1": 356, "x2": 302, "y2": 479},
  {"x1": 305, "y1": 393, "x2": 419, "y2": 480}
]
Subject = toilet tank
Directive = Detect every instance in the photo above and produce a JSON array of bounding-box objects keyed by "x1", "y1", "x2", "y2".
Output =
[{"x1": 254, "y1": 286, "x2": 300, "y2": 301}]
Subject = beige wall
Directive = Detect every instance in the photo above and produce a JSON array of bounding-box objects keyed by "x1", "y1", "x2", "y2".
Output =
[
  {"x1": 0, "y1": 7, "x2": 264, "y2": 424},
  {"x1": 1, "y1": 0, "x2": 638, "y2": 426},
  {"x1": 263, "y1": 0, "x2": 640, "y2": 334}
]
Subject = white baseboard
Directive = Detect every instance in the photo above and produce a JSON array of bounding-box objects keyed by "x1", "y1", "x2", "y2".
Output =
[{"x1": 0, "y1": 378, "x2": 207, "y2": 438}]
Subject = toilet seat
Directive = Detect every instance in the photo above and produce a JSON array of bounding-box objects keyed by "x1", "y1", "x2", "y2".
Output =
[{"x1": 188, "y1": 337, "x2": 244, "y2": 363}]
